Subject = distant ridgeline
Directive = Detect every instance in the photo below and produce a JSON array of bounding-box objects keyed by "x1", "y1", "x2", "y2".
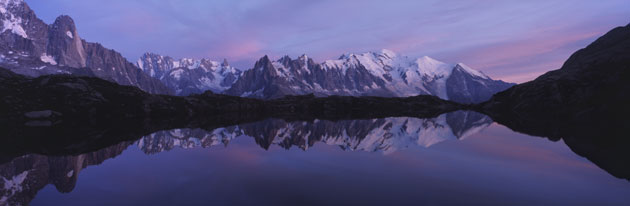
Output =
[
  {"x1": 0, "y1": 0, "x2": 513, "y2": 103},
  {"x1": 136, "y1": 50, "x2": 514, "y2": 103},
  {"x1": 221, "y1": 51, "x2": 513, "y2": 103}
]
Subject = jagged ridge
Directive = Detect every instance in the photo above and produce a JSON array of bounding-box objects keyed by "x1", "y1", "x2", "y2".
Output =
[
  {"x1": 225, "y1": 50, "x2": 514, "y2": 103},
  {"x1": 0, "y1": 0, "x2": 172, "y2": 94}
]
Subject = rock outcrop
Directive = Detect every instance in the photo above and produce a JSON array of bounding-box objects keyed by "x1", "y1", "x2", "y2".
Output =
[{"x1": 0, "y1": 0, "x2": 172, "y2": 94}]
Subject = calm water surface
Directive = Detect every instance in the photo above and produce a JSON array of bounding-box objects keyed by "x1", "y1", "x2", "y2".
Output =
[{"x1": 1, "y1": 112, "x2": 628, "y2": 205}]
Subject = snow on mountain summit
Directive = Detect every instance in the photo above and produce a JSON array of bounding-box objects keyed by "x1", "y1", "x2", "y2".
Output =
[
  {"x1": 227, "y1": 49, "x2": 515, "y2": 103},
  {"x1": 455, "y1": 62, "x2": 489, "y2": 79},
  {"x1": 380, "y1": 49, "x2": 397, "y2": 58},
  {"x1": 136, "y1": 53, "x2": 242, "y2": 95}
]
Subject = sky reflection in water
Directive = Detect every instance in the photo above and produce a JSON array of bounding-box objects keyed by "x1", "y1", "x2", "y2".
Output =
[{"x1": 9, "y1": 113, "x2": 630, "y2": 205}]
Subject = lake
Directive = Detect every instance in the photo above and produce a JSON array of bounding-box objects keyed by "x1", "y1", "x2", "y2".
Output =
[{"x1": 1, "y1": 111, "x2": 629, "y2": 205}]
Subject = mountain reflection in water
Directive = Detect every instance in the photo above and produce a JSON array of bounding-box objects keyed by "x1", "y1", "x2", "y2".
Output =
[
  {"x1": 0, "y1": 110, "x2": 628, "y2": 205},
  {"x1": 138, "y1": 111, "x2": 491, "y2": 154}
]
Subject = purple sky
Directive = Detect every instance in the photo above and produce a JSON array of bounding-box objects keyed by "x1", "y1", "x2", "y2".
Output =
[{"x1": 27, "y1": 0, "x2": 630, "y2": 83}]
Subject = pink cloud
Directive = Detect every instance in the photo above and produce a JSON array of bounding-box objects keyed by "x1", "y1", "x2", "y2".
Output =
[
  {"x1": 443, "y1": 27, "x2": 605, "y2": 83},
  {"x1": 206, "y1": 39, "x2": 265, "y2": 60}
]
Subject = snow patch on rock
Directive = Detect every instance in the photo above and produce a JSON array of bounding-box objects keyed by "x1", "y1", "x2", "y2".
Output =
[
  {"x1": 0, "y1": 0, "x2": 22, "y2": 14},
  {"x1": 1, "y1": 12, "x2": 27, "y2": 38},
  {"x1": 40, "y1": 54, "x2": 57, "y2": 65},
  {"x1": 1, "y1": 170, "x2": 29, "y2": 203},
  {"x1": 456, "y1": 63, "x2": 489, "y2": 79},
  {"x1": 170, "y1": 69, "x2": 184, "y2": 80},
  {"x1": 1, "y1": 0, "x2": 27, "y2": 38}
]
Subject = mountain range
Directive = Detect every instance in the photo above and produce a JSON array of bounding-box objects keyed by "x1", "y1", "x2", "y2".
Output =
[
  {"x1": 224, "y1": 50, "x2": 514, "y2": 103},
  {"x1": 136, "y1": 50, "x2": 514, "y2": 103},
  {"x1": 0, "y1": 0, "x2": 513, "y2": 102},
  {"x1": 136, "y1": 53, "x2": 241, "y2": 96},
  {"x1": 138, "y1": 111, "x2": 492, "y2": 154}
]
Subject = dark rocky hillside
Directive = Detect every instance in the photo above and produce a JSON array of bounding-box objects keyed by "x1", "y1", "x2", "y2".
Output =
[
  {"x1": 482, "y1": 23, "x2": 630, "y2": 130},
  {"x1": 479, "y1": 23, "x2": 630, "y2": 180},
  {"x1": 0, "y1": 67, "x2": 462, "y2": 124}
]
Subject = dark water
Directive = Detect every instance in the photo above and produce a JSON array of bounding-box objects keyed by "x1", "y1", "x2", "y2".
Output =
[{"x1": 1, "y1": 111, "x2": 629, "y2": 205}]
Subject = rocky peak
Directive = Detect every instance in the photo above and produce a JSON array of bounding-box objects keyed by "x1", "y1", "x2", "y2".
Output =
[
  {"x1": 0, "y1": 0, "x2": 23, "y2": 12},
  {"x1": 0, "y1": 0, "x2": 172, "y2": 94},
  {"x1": 140, "y1": 52, "x2": 164, "y2": 60},
  {"x1": 221, "y1": 58, "x2": 229, "y2": 67},
  {"x1": 277, "y1": 55, "x2": 292, "y2": 66},
  {"x1": 380, "y1": 49, "x2": 397, "y2": 58},
  {"x1": 198, "y1": 58, "x2": 213, "y2": 67},
  {"x1": 255, "y1": 55, "x2": 273, "y2": 70},
  {"x1": 47, "y1": 15, "x2": 86, "y2": 68},
  {"x1": 417, "y1": 55, "x2": 442, "y2": 64},
  {"x1": 51, "y1": 15, "x2": 76, "y2": 33},
  {"x1": 137, "y1": 52, "x2": 176, "y2": 77},
  {"x1": 341, "y1": 53, "x2": 357, "y2": 60},
  {"x1": 338, "y1": 54, "x2": 348, "y2": 60},
  {"x1": 297, "y1": 54, "x2": 308, "y2": 60},
  {"x1": 296, "y1": 54, "x2": 316, "y2": 66},
  {"x1": 136, "y1": 52, "x2": 242, "y2": 95},
  {"x1": 453, "y1": 63, "x2": 489, "y2": 79}
]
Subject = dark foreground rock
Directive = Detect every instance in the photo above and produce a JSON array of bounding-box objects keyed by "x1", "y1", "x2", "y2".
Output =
[
  {"x1": 480, "y1": 23, "x2": 630, "y2": 180},
  {"x1": 0, "y1": 67, "x2": 462, "y2": 123},
  {"x1": 481, "y1": 23, "x2": 630, "y2": 130},
  {"x1": 0, "y1": 67, "x2": 463, "y2": 161}
]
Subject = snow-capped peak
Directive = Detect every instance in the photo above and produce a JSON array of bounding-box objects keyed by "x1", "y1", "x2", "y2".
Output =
[
  {"x1": 229, "y1": 49, "x2": 514, "y2": 103},
  {"x1": 413, "y1": 56, "x2": 453, "y2": 77},
  {"x1": 455, "y1": 63, "x2": 489, "y2": 79},
  {"x1": 417, "y1": 56, "x2": 445, "y2": 66},
  {"x1": 137, "y1": 52, "x2": 242, "y2": 95},
  {"x1": 380, "y1": 49, "x2": 397, "y2": 58},
  {"x1": 323, "y1": 49, "x2": 481, "y2": 81},
  {"x1": 321, "y1": 50, "x2": 493, "y2": 100}
]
